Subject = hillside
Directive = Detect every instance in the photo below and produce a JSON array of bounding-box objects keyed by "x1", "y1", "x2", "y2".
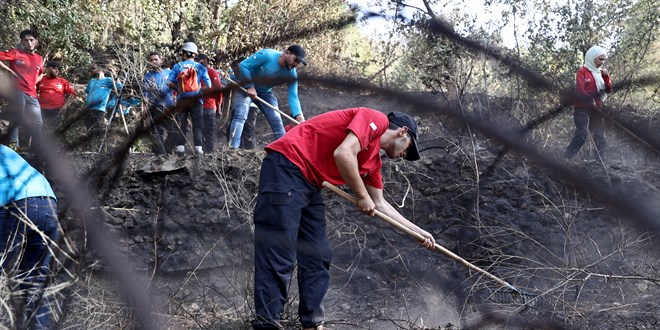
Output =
[{"x1": 19, "y1": 86, "x2": 656, "y2": 329}]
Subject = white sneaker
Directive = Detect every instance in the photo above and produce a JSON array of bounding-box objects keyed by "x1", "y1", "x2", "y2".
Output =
[
  {"x1": 175, "y1": 145, "x2": 185, "y2": 154},
  {"x1": 194, "y1": 146, "x2": 204, "y2": 155}
]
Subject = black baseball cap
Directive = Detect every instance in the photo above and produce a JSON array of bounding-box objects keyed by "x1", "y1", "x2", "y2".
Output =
[
  {"x1": 196, "y1": 54, "x2": 212, "y2": 63},
  {"x1": 286, "y1": 45, "x2": 307, "y2": 66},
  {"x1": 387, "y1": 112, "x2": 420, "y2": 161}
]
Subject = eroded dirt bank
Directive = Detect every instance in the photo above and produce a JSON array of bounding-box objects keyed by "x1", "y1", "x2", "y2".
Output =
[
  {"x1": 53, "y1": 145, "x2": 659, "y2": 329},
  {"x1": 7, "y1": 85, "x2": 653, "y2": 329}
]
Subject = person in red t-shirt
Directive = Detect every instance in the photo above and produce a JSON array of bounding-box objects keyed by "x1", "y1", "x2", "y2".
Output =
[
  {"x1": 251, "y1": 108, "x2": 435, "y2": 330},
  {"x1": 37, "y1": 61, "x2": 77, "y2": 132},
  {"x1": 195, "y1": 54, "x2": 223, "y2": 153},
  {"x1": 0, "y1": 30, "x2": 45, "y2": 150}
]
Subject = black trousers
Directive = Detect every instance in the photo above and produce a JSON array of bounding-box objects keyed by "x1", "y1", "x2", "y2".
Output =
[{"x1": 252, "y1": 152, "x2": 330, "y2": 329}]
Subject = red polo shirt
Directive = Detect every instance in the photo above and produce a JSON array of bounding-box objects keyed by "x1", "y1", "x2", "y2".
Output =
[
  {"x1": 37, "y1": 76, "x2": 77, "y2": 110},
  {"x1": 0, "y1": 48, "x2": 44, "y2": 98},
  {"x1": 266, "y1": 107, "x2": 387, "y2": 189}
]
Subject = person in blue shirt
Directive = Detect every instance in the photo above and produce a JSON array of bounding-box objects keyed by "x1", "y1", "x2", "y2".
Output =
[
  {"x1": 167, "y1": 42, "x2": 212, "y2": 155},
  {"x1": 84, "y1": 66, "x2": 122, "y2": 135},
  {"x1": 228, "y1": 45, "x2": 307, "y2": 149},
  {"x1": 142, "y1": 51, "x2": 177, "y2": 155},
  {"x1": 0, "y1": 145, "x2": 60, "y2": 329}
]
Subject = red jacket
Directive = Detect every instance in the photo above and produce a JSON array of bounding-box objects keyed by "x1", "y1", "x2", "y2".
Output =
[
  {"x1": 575, "y1": 66, "x2": 612, "y2": 111},
  {"x1": 37, "y1": 76, "x2": 77, "y2": 110}
]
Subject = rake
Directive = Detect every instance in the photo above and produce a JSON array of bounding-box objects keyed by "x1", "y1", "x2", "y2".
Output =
[{"x1": 322, "y1": 181, "x2": 540, "y2": 306}]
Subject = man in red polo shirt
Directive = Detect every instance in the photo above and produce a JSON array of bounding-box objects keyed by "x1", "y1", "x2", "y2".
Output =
[
  {"x1": 0, "y1": 30, "x2": 45, "y2": 150},
  {"x1": 37, "y1": 61, "x2": 77, "y2": 132},
  {"x1": 252, "y1": 108, "x2": 435, "y2": 330}
]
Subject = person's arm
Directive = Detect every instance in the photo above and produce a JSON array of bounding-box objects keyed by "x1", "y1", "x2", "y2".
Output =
[
  {"x1": 199, "y1": 64, "x2": 211, "y2": 91},
  {"x1": 214, "y1": 74, "x2": 223, "y2": 114},
  {"x1": 239, "y1": 50, "x2": 268, "y2": 98},
  {"x1": 0, "y1": 61, "x2": 18, "y2": 77},
  {"x1": 60, "y1": 95, "x2": 74, "y2": 114},
  {"x1": 287, "y1": 74, "x2": 304, "y2": 122},
  {"x1": 334, "y1": 132, "x2": 374, "y2": 213},
  {"x1": 365, "y1": 184, "x2": 435, "y2": 249},
  {"x1": 602, "y1": 68, "x2": 613, "y2": 93},
  {"x1": 167, "y1": 64, "x2": 178, "y2": 89},
  {"x1": 0, "y1": 50, "x2": 19, "y2": 77}
]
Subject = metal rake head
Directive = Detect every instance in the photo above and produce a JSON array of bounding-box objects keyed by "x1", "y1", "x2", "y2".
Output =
[{"x1": 493, "y1": 288, "x2": 541, "y2": 307}]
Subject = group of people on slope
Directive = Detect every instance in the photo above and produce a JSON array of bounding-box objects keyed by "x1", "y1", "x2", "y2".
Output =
[
  {"x1": 141, "y1": 42, "x2": 306, "y2": 156},
  {"x1": 0, "y1": 27, "x2": 614, "y2": 330},
  {"x1": 0, "y1": 31, "x2": 308, "y2": 156}
]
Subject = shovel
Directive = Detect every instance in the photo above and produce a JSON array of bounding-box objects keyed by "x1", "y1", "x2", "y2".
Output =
[{"x1": 322, "y1": 180, "x2": 539, "y2": 306}]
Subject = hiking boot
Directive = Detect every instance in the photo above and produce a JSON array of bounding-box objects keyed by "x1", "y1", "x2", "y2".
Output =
[
  {"x1": 7, "y1": 141, "x2": 23, "y2": 153},
  {"x1": 175, "y1": 145, "x2": 185, "y2": 154},
  {"x1": 194, "y1": 146, "x2": 204, "y2": 155}
]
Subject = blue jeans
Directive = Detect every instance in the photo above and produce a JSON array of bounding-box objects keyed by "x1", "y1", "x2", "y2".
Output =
[
  {"x1": 0, "y1": 197, "x2": 59, "y2": 330},
  {"x1": 228, "y1": 90, "x2": 285, "y2": 148},
  {"x1": 564, "y1": 108, "x2": 606, "y2": 160},
  {"x1": 252, "y1": 152, "x2": 330, "y2": 329},
  {"x1": 8, "y1": 91, "x2": 42, "y2": 148}
]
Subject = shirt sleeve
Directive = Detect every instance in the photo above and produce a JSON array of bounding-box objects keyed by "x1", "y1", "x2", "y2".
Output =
[
  {"x1": 363, "y1": 168, "x2": 383, "y2": 190},
  {"x1": 168, "y1": 64, "x2": 178, "y2": 85},
  {"x1": 211, "y1": 70, "x2": 223, "y2": 105},
  {"x1": 287, "y1": 70, "x2": 302, "y2": 117},
  {"x1": 346, "y1": 109, "x2": 388, "y2": 151},
  {"x1": 198, "y1": 64, "x2": 211, "y2": 88},
  {"x1": 239, "y1": 50, "x2": 269, "y2": 89},
  {"x1": 38, "y1": 57, "x2": 44, "y2": 75},
  {"x1": 64, "y1": 80, "x2": 76, "y2": 96},
  {"x1": 141, "y1": 74, "x2": 150, "y2": 99},
  {"x1": 0, "y1": 49, "x2": 17, "y2": 61}
]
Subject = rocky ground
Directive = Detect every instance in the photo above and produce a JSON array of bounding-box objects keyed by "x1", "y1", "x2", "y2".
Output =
[{"x1": 4, "y1": 86, "x2": 659, "y2": 329}]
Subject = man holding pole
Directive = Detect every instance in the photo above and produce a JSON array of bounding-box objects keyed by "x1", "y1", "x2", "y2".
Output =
[
  {"x1": 228, "y1": 45, "x2": 307, "y2": 149},
  {"x1": 83, "y1": 66, "x2": 122, "y2": 135},
  {"x1": 251, "y1": 108, "x2": 435, "y2": 330}
]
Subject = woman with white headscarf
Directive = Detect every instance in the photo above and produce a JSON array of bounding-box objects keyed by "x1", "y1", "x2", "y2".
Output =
[{"x1": 564, "y1": 46, "x2": 613, "y2": 161}]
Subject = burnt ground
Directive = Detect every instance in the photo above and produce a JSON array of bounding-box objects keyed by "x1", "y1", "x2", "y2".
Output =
[{"x1": 5, "y1": 86, "x2": 659, "y2": 329}]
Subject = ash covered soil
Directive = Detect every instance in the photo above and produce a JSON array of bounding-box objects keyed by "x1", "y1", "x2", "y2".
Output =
[{"x1": 51, "y1": 86, "x2": 659, "y2": 329}]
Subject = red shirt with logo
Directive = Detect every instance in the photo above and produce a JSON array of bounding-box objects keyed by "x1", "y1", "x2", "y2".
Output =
[
  {"x1": 202, "y1": 66, "x2": 223, "y2": 110},
  {"x1": 37, "y1": 76, "x2": 77, "y2": 110},
  {"x1": 0, "y1": 49, "x2": 44, "y2": 98},
  {"x1": 266, "y1": 107, "x2": 387, "y2": 189}
]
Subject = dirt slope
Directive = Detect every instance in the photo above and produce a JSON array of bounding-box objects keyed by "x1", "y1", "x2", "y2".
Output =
[{"x1": 40, "y1": 86, "x2": 660, "y2": 329}]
